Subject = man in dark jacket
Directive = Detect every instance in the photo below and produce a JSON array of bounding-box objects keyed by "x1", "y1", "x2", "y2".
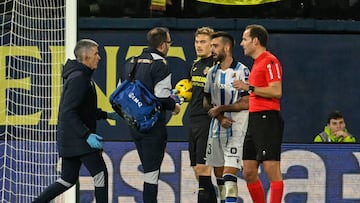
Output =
[
  {"x1": 119, "y1": 27, "x2": 180, "y2": 203},
  {"x1": 33, "y1": 39, "x2": 118, "y2": 203}
]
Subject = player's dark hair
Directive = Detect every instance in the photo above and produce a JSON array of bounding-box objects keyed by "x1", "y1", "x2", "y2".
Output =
[
  {"x1": 327, "y1": 110, "x2": 344, "y2": 124},
  {"x1": 211, "y1": 31, "x2": 235, "y2": 51},
  {"x1": 147, "y1": 27, "x2": 169, "y2": 49},
  {"x1": 246, "y1": 24, "x2": 268, "y2": 47}
]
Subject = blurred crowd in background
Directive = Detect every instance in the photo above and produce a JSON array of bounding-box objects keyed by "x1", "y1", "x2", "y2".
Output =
[{"x1": 78, "y1": 0, "x2": 360, "y2": 20}]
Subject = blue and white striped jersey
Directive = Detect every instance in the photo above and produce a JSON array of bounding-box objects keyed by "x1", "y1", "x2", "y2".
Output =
[
  {"x1": 204, "y1": 61, "x2": 249, "y2": 106},
  {"x1": 204, "y1": 61, "x2": 250, "y2": 138}
]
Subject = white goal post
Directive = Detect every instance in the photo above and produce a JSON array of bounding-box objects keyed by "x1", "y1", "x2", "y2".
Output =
[{"x1": 0, "y1": 0, "x2": 77, "y2": 202}]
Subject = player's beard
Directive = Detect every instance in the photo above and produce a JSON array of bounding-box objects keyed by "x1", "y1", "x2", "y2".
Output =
[{"x1": 213, "y1": 50, "x2": 225, "y2": 63}]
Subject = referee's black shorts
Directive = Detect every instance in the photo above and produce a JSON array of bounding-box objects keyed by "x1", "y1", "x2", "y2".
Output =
[{"x1": 243, "y1": 110, "x2": 284, "y2": 161}]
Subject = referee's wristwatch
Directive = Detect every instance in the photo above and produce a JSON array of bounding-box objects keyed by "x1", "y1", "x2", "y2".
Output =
[{"x1": 248, "y1": 85, "x2": 255, "y2": 94}]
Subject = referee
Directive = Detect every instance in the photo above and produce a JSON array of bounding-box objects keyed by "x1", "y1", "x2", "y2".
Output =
[{"x1": 233, "y1": 24, "x2": 284, "y2": 203}]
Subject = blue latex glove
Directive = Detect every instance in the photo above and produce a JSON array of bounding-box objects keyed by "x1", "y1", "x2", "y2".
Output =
[
  {"x1": 171, "y1": 89, "x2": 179, "y2": 95},
  {"x1": 170, "y1": 93, "x2": 184, "y2": 104},
  {"x1": 107, "y1": 112, "x2": 121, "y2": 121},
  {"x1": 86, "y1": 133, "x2": 103, "y2": 149}
]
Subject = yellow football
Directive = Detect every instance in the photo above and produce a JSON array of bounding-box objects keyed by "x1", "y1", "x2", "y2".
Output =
[{"x1": 174, "y1": 79, "x2": 192, "y2": 102}]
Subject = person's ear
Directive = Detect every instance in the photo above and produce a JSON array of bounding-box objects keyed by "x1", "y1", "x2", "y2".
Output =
[
  {"x1": 159, "y1": 42, "x2": 166, "y2": 51},
  {"x1": 253, "y1": 37, "x2": 259, "y2": 45},
  {"x1": 80, "y1": 54, "x2": 87, "y2": 62},
  {"x1": 225, "y1": 44, "x2": 230, "y2": 52},
  {"x1": 83, "y1": 55, "x2": 90, "y2": 61}
]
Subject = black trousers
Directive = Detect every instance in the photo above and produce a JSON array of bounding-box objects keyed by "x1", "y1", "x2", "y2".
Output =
[
  {"x1": 32, "y1": 151, "x2": 108, "y2": 203},
  {"x1": 130, "y1": 121, "x2": 168, "y2": 203}
]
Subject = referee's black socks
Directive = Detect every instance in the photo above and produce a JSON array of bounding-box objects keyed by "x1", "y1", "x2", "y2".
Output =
[{"x1": 198, "y1": 176, "x2": 217, "y2": 203}]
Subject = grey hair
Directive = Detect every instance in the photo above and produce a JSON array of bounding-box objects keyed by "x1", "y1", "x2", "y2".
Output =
[{"x1": 74, "y1": 39, "x2": 99, "y2": 62}]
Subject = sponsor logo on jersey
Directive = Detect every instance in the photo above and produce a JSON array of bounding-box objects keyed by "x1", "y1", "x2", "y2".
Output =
[{"x1": 203, "y1": 66, "x2": 209, "y2": 75}]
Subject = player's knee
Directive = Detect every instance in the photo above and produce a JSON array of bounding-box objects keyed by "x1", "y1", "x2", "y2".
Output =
[
  {"x1": 214, "y1": 167, "x2": 224, "y2": 178},
  {"x1": 195, "y1": 164, "x2": 212, "y2": 176},
  {"x1": 93, "y1": 171, "x2": 105, "y2": 187},
  {"x1": 144, "y1": 170, "x2": 160, "y2": 184},
  {"x1": 242, "y1": 169, "x2": 257, "y2": 182}
]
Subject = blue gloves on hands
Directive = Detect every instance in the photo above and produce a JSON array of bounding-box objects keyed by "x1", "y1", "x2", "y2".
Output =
[
  {"x1": 170, "y1": 90, "x2": 184, "y2": 104},
  {"x1": 86, "y1": 133, "x2": 103, "y2": 149},
  {"x1": 107, "y1": 112, "x2": 122, "y2": 121}
]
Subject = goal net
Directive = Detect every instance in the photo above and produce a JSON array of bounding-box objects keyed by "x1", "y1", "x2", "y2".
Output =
[{"x1": 0, "y1": 0, "x2": 66, "y2": 202}]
